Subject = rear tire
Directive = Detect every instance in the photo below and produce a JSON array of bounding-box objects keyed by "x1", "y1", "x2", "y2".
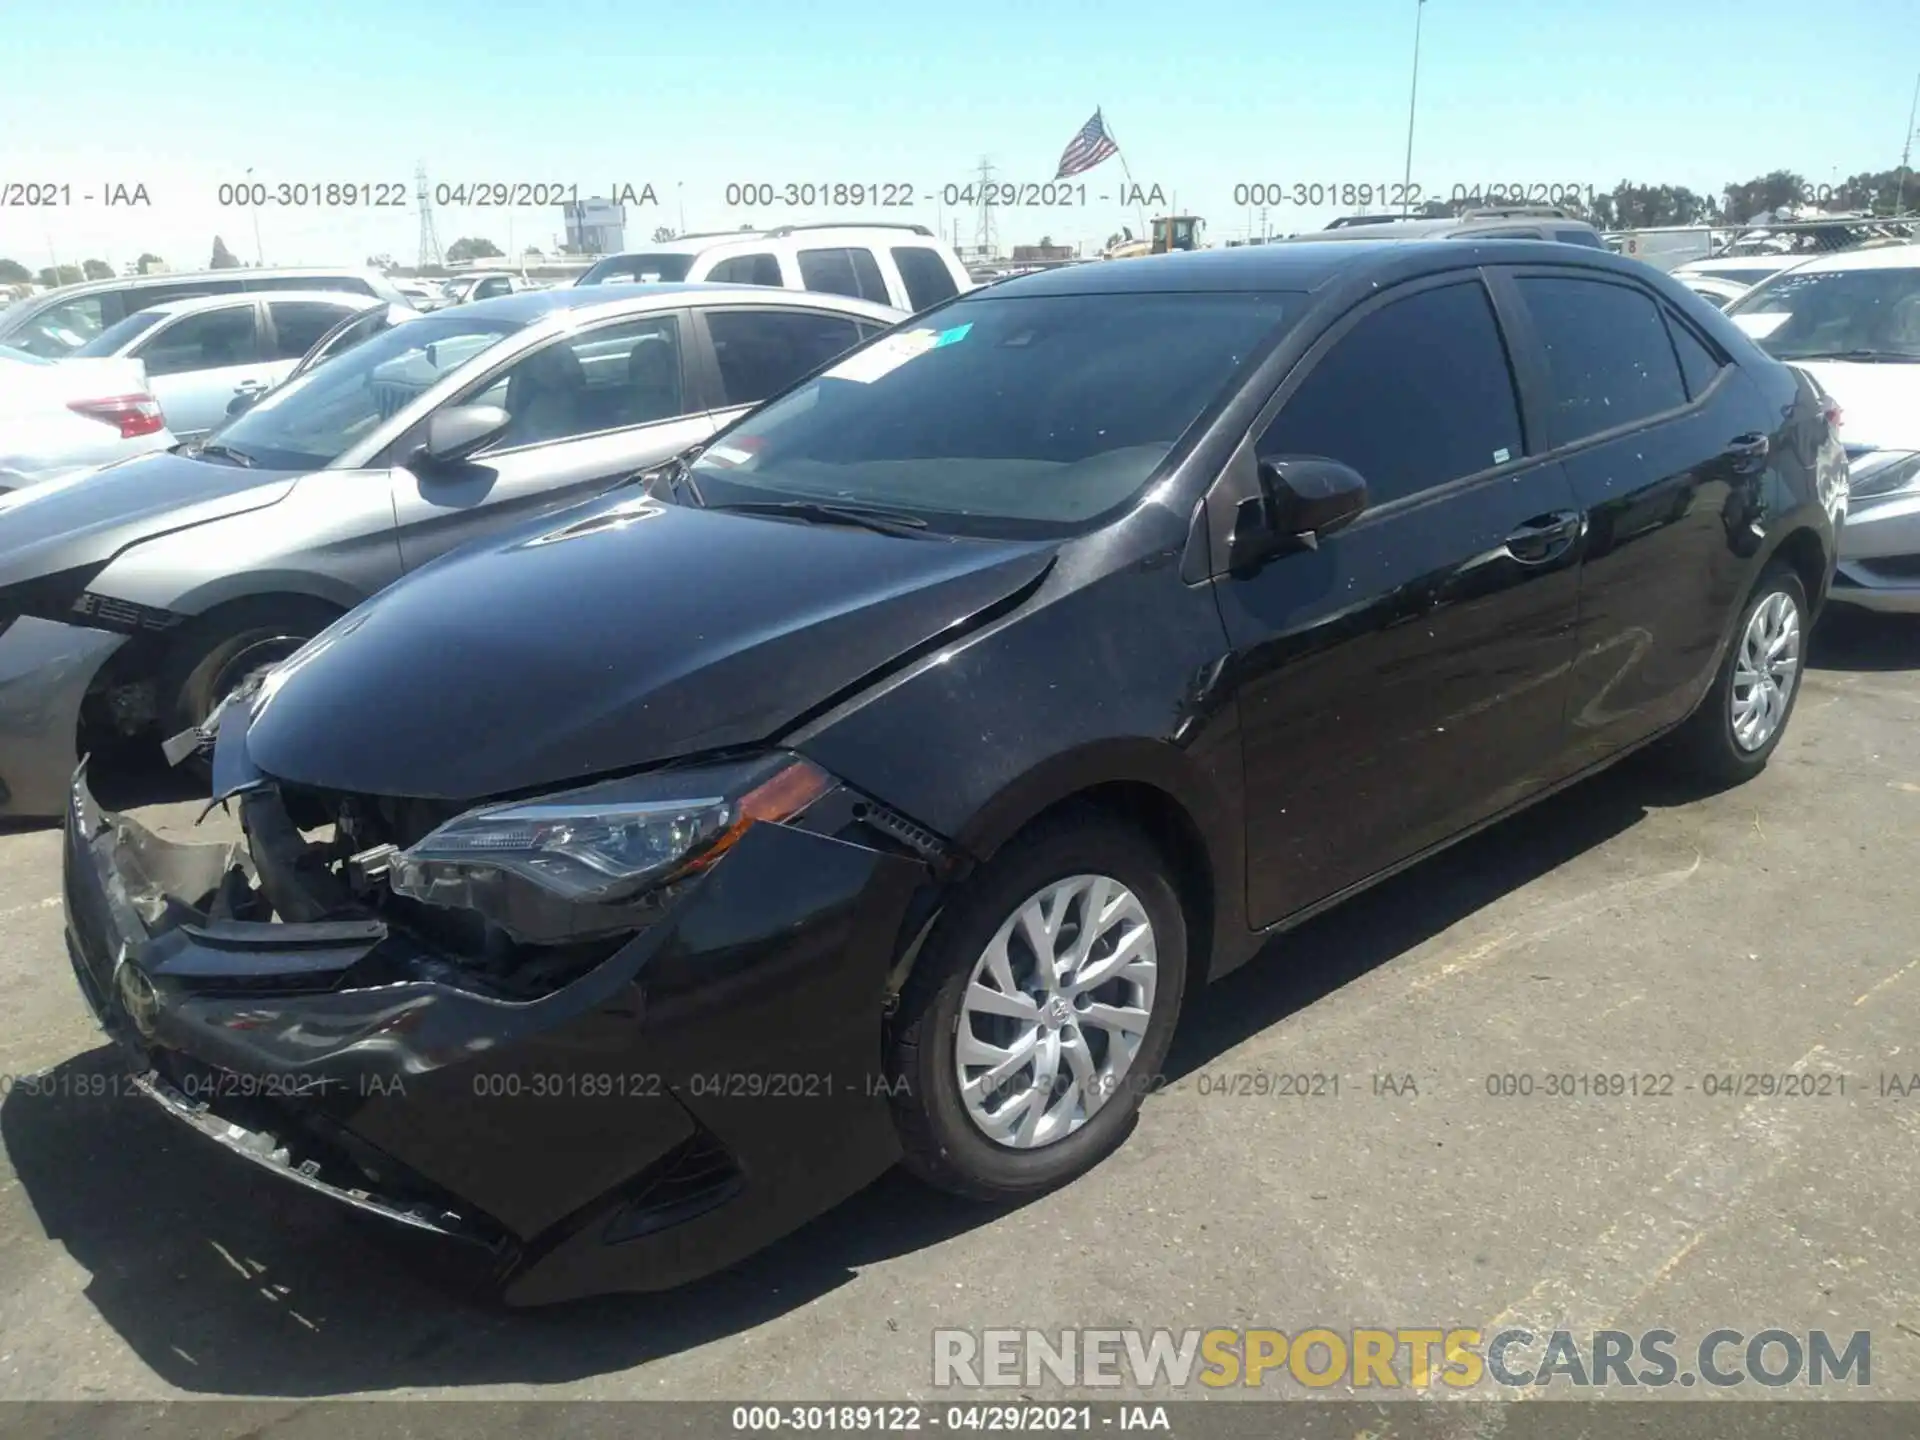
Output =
[
  {"x1": 885, "y1": 809, "x2": 1188, "y2": 1202},
  {"x1": 1667, "y1": 562, "x2": 1807, "y2": 786}
]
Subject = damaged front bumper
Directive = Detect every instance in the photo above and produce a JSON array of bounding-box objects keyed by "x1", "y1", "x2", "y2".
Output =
[{"x1": 61, "y1": 760, "x2": 931, "y2": 1305}]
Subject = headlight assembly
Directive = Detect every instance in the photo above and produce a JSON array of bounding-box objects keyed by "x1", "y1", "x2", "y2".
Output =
[
  {"x1": 1847, "y1": 450, "x2": 1920, "y2": 506},
  {"x1": 389, "y1": 753, "x2": 833, "y2": 944}
]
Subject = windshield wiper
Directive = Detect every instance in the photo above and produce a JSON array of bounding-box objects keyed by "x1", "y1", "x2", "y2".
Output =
[
  {"x1": 1779, "y1": 349, "x2": 1920, "y2": 364},
  {"x1": 707, "y1": 498, "x2": 931, "y2": 538},
  {"x1": 195, "y1": 441, "x2": 257, "y2": 467}
]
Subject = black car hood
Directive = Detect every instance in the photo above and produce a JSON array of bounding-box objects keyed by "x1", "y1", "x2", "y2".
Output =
[
  {"x1": 243, "y1": 492, "x2": 1056, "y2": 801},
  {"x1": 0, "y1": 449, "x2": 299, "y2": 589}
]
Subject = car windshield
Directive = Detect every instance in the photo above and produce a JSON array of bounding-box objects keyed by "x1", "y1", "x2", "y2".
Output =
[
  {"x1": 211, "y1": 311, "x2": 528, "y2": 470},
  {"x1": 1724, "y1": 266, "x2": 1920, "y2": 360},
  {"x1": 0, "y1": 344, "x2": 50, "y2": 366},
  {"x1": 580, "y1": 254, "x2": 696, "y2": 284},
  {"x1": 686, "y1": 290, "x2": 1300, "y2": 538},
  {"x1": 72, "y1": 309, "x2": 170, "y2": 356}
]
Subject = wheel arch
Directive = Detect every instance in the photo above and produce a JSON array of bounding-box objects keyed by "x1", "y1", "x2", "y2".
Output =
[{"x1": 1764, "y1": 524, "x2": 1830, "y2": 616}]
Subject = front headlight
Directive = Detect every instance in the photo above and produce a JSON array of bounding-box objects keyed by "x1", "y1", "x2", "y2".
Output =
[
  {"x1": 389, "y1": 753, "x2": 833, "y2": 943},
  {"x1": 1847, "y1": 450, "x2": 1920, "y2": 506}
]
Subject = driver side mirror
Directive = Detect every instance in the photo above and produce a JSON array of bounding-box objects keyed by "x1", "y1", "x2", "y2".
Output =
[
  {"x1": 1229, "y1": 456, "x2": 1369, "y2": 572},
  {"x1": 414, "y1": 404, "x2": 510, "y2": 468}
]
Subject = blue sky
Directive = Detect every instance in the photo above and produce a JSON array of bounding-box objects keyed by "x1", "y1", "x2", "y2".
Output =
[{"x1": 2, "y1": 0, "x2": 1916, "y2": 271}]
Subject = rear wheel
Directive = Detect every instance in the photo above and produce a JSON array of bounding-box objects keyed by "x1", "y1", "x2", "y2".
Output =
[
  {"x1": 886, "y1": 810, "x2": 1188, "y2": 1201},
  {"x1": 1668, "y1": 562, "x2": 1807, "y2": 785}
]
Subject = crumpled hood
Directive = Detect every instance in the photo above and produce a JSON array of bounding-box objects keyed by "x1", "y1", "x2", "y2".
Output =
[
  {"x1": 0, "y1": 449, "x2": 299, "y2": 589},
  {"x1": 243, "y1": 491, "x2": 1057, "y2": 801},
  {"x1": 1789, "y1": 361, "x2": 1920, "y2": 453}
]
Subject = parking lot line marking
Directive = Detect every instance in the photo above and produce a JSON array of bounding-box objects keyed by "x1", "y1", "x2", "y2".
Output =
[
  {"x1": 1853, "y1": 957, "x2": 1920, "y2": 1007},
  {"x1": 1480, "y1": 1042, "x2": 1834, "y2": 1400}
]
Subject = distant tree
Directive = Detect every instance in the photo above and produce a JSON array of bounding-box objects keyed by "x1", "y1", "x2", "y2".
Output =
[
  {"x1": 445, "y1": 236, "x2": 504, "y2": 263},
  {"x1": 1828, "y1": 167, "x2": 1917, "y2": 215},
  {"x1": 210, "y1": 236, "x2": 240, "y2": 268},
  {"x1": 82, "y1": 258, "x2": 112, "y2": 280},
  {"x1": 522, "y1": 245, "x2": 543, "y2": 259},
  {"x1": 652, "y1": 225, "x2": 677, "y2": 243},
  {"x1": 0, "y1": 258, "x2": 31, "y2": 283},
  {"x1": 1720, "y1": 170, "x2": 1806, "y2": 224},
  {"x1": 135, "y1": 252, "x2": 164, "y2": 273},
  {"x1": 365, "y1": 252, "x2": 395, "y2": 269},
  {"x1": 37, "y1": 264, "x2": 84, "y2": 287}
]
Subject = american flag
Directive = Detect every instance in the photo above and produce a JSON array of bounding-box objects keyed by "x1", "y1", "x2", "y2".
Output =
[{"x1": 1054, "y1": 109, "x2": 1120, "y2": 180}]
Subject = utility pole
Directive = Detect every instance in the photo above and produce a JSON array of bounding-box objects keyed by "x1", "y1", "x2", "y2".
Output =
[
  {"x1": 416, "y1": 163, "x2": 444, "y2": 268},
  {"x1": 1402, "y1": 0, "x2": 1427, "y2": 216},
  {"x1": 245, "y1": 167, "x2": 265, "y2": 264},
  {"x1": 974, "y1": 156, "x2": 997, "y2": 260},
  {"x1": 1897, "y1": 70, "x2": 1920, "y2": 217}
]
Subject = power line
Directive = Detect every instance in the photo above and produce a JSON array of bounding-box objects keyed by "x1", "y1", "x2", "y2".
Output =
[{"x1": 974, "y1": 156, "x2": 997, "y2": 258}]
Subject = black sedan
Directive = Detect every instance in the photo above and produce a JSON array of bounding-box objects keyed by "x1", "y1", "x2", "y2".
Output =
[{"x1": 63, "y1": 239, "x2": 1843, "y2": 1304}]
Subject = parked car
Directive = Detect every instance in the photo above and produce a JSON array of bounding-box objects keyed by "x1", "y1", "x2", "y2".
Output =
[
  {"x1": 391, "y1": 280, "x2": 441, "y2": 308},
  {"x1": 1672, "y1": 255, "x2": 1805, "y2": 289},
  {"x1": 1308, "y1": 206, "x2": 1608, "y2": 248},
  {"x1": 1676, "y1": 274, "x2": 1751, "y2": 309},
  {"x1": 438, "y1": 273, "x2": 544, "y2": 306},
  {"x1": 0, "y1": 267, "x2": 410, "y2": 359},
  {"x1": 59, "y1": 239, "x2": 1837, "y2": 1304},
  {"x1": 68, "y1": 291, "x2": 384, "y2": 441},
  {"x1": 224, "y1": 302, "x2": 422, "y2": 419},
  {"x1": 1724, "y1": 242, "x2": 1920, "y2": 612},
  {"x1": 576, "y1": 223, "x2": 975, "y2": 313},
  {"x1": 0, "y1": 345, "x2": 174, "y2": 492},
  {"x1": 0, "y1": 283, "x2": 905, "y2": 816}
]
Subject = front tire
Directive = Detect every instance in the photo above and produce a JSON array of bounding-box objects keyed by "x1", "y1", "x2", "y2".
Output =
[
  {"x1": 1669, "y1": 562, "x2": 1808, "y2": 785},
  {"x1": 886, "y1": 809, "x2": 1189, "y2": 1202},
  {"x1": 160, "y1": 597, "x2": 341, "y2": 739}
]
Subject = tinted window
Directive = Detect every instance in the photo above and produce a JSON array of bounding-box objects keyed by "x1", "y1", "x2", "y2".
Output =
[
  {"x1": 73, "y1": 308, "x2": 169, "y2": 356},
  {"x1": 269, "y1": 300, "x2": 355, "y2": 360},
  {"x1": 1518, "y1": 276, "x2": 1688, "y2": 445},
  {"x1": 1723, "y1": 265, "x2": 1920, "y2": 361},
  {"x1": 1555, "y1": 229, "x2": 1606, "y2": 249},
  {"x1": 136, "y1": 305, "x2": 261, "y2": 376},
  {"x1": 1664, "y1": 312, "x2": 1724, "y2": 399},
  {"x1": 127, "y1": 281, "x2": 236, "y2": 308},
  {"x1": 1468, "y1": 227, "x2": 1544, "y2": 239},
  {"x1": 8, "y1": 295, "x2": 108, "y2": 356},
  {"x1": 688, "y1": 291, "x2": 1298, "y2": 538},
  {"x1": 707, "y1": 309, "x2": 864, "y2": 407},
  {"x1": 892, "y1": 246, "x2": 960, "y2": 310},
  {"x1": 474, "y1": 277, "x2": 512, "y2": 299},
  {"x1": 578, "y1": 253, "x2": 695, "y2": 284},
  {"x1": 1260, "y1": 281, "x2": 1523, "y2": 506},
  {"x1": 797, "y1": 247, "x2": 890, "y2": 303},
  {"x1": 707, "y1": 254, "x2": 784, "y2": 286},
  {"x1": 465, "y1": 314, "x2": 686, "y2": 448}
]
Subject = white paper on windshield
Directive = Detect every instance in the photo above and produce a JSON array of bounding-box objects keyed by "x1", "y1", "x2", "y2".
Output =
[
  {"x1": 1730, "y1": 312, "x2": 1790, "y2": 340},
  {"x1": 824, "y1": 322, "x2": 971, "y2": 385},
  {"x1": 703, "y1": 444, "x2": 754, "y2": 467}
]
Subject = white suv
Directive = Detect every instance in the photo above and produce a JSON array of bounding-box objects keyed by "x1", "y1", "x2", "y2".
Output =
[{"x1": 575, "y1": 224, "x2": 973, "y2": 314}]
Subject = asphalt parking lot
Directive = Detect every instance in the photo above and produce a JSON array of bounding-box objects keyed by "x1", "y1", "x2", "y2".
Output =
[{"x1": 0, "y1": 610, "x2": 1914, "y2": 1409}]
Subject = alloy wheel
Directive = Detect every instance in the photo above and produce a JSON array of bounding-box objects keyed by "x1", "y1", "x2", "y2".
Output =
[
  {"x1": 1730, "y1": 589, "x2": 1801, "y2": 752},
  {"x1": 954, "y1": 874, "x2": 1158, "y2": 1149}
]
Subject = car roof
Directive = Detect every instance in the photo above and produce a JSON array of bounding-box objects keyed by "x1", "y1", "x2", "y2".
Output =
[
  {"x1": 129, "y1": 290, "x2": 384, "y2": 320},
  {"x1": 1294, "y1": 215, "x2": 1599, "y2": 243},
  {"x1": 1674, "y1": 255, "x2": 1798, "y2": 272},
  {"x1": 23, "y1": 265, "x2": 383, "y2": 301},
  {"x1": 599, "y1": 225, "x2": 946, "y2": 260},
  {"x1": 974, "y1": 238, "x2": 1642, "y2": 297},
  {"x1": 446, "y1": 280, "x2": 906, "y2": 324},
  {"x1": 1762, "y1": 242, "x2": 1920, "y2": 274}
]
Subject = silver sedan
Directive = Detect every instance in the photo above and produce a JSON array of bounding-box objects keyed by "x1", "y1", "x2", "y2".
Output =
[{"x1": 0, "y1": 282, "x2": 906, "y2": 816}]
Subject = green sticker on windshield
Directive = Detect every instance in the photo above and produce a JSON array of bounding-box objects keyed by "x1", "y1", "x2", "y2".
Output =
[{"x1": 932, "y1": 322, "x2": 972, "y2": 348}]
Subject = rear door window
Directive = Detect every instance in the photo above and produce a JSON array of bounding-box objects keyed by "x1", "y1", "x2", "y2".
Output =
[
  {"x1": 1260, "y1": 280, "x2": 1524, "y2": 506},
  {"x1": 705, "y1": 309, "x2": 865, "y2": 407},
  {"x1": 10, "y1": 295, "x2": 109, "y2": 355},
  {"x1": 135, "y1": 304, "x2": 264, "y2": 376},
  {"x1": 1517, "y1": 275, "x2": 1689, "y2": 445},
  {"x1": 797, "y1": 247, "x2": 891, "y2": 303},
  {"x1": 269, "y1": 300, "x2": 358, "y2": 360},
  {"x1": 891, "y1": 246, "x2": 961, "y2": 310}
]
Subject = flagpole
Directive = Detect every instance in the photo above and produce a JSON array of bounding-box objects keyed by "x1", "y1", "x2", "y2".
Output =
[{"x1": 1098, "y1": 109, "x2": 1149, "y2": 251}]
